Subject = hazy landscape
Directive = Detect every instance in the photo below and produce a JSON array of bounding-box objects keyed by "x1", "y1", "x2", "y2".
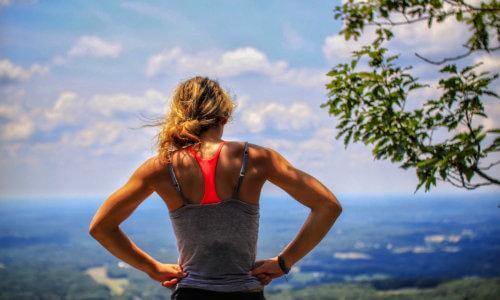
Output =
[{"x1": 0, "y1": 192, "x2": 498, "y2": 299}]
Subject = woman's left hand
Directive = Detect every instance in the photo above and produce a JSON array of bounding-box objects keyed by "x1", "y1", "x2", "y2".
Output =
[{"x1": 147, "y1": 263, "x2": 188, "y2": 288}]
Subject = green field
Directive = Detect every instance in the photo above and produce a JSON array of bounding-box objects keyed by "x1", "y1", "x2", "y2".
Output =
[{"x1": 265, "y1": 277, "x2": 500, "y2": 300}]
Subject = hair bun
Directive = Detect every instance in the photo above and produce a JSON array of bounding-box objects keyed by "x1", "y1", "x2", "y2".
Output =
[
  {"x1": 152, "y1": 76, "x2": 235, "y2": 161},
  {"x1": 181, "y1": 119, "x2": 200, "y2": 133}
]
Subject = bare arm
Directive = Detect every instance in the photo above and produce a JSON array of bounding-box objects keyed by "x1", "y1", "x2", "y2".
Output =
[
  {"x1": 88, "y1": 159, "x2": 186, "y2": 288},
  {"x1": 88, "y1": 160, "x2": 159, "y2": 274},
  {"x1": 250, "y1": 147, "x2": 342, "y2": 284},
  {"x1": 267, "y1": 148, "x2": 342, "y2": 267}
]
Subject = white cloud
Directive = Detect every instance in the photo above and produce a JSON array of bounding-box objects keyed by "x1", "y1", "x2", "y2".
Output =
[
  {"x1": 299, "y1": 126, "x2": 335, "y2": 152},
  {"x1": 240, "y1": 101, "x2": 319, "y2": 133},
  {"x1": 52, "y1": 36, "x2": 123, "y2": 65},
  {"x1": 424, "y1": 230, "x2": 475, "y2": 244},
  {"x1": 393, "y1": 17, "x2": 467, "y2": 56},
  {"x1": 40, "y1": 89, "x2": 168, "y2": 131},
  {"x1": 90, "y1": 89, "x2": 168, "y2": 117},
  {"x1": 334, "y1": 252, "x2": 371, "y2": 260},
  {"x1": 282, "y1": 23, "x2": 305, "y2": 50},
  {"x1": 0, "y1": 102, "x2": 36, "y2": 141},
  {"x1": 146, "y1": 46, "x2": 286, "y2": 78},
  {"x1": 425, "y1": 234, "x2": 462, "y2": 244},
  {"x1": 392, "y1": 246, "x2": 434, "y2": 254},
  {"x1": 412, "y1": 246, "x2": 434, "y2": 253},
  {"x1": 0, "y1": 103, "x2": 23, "y2": 118},
  {"x1": 1, "y1": 115, "x2": 35, "y2": 140},
  {"x1": 0, "y1": 0, "x2": 38, "y2": 7},
  {"x1": 68, "y1": 36, "x2": 122, "y2": 58},
  {"x1": 0, "y1": 59, "x2": 49, "y2": 83},
  {"x1": 146, "y1": 47, "x2": 183, "y2": 78},
  {"x1": 62, "y1": 121, "x2": 123, "y2": 148},
  {"x1": 146, "y1": 46, "x2": 328, "y2": 87},
  {"x1": 323, "y1": 15, "x2": 467, "y2": 64},
  {"x1": 42, "y1": 91, "x2": 83, "y2": 130},
  {"x1": 260, "y1": 125, "x2": 337, "y2": 170},
  {"x1": 323, "y1": 29, "x2": 377, "y2": 64},
  {"x1": 0, "y1": 88, "x2": 170, "y2": 159},
  {"x1": 473, "y1": 54, "x2": 500, "y2": 74}
]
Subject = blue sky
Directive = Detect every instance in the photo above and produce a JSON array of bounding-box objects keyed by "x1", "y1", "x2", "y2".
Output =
[{"x1": 0, "y1": 0, "x2": 498, "y2": 199}]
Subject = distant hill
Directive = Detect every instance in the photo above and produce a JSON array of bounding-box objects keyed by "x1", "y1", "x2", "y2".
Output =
[
  {"x1": 265, "y1": 277, "x2": 500, "y2": 300},
  {"x1": 1, "y1": 195, "x2": 498, "y2": 299}
]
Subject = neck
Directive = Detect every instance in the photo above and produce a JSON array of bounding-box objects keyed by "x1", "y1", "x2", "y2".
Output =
[{"x1": 198, "y1": 125, "x2": 224, "y2": 143}]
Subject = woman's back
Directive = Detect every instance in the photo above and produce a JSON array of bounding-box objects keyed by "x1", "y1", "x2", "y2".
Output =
[
  {"x1": 159, "y1": 140, "x2": 267, "y2": 210},
  {"x1": 89, "y1": 76, "x2": 341, "y2": 300},
  {"x1": 163, "y1": 140, "x2": 266, "y2": 292}
]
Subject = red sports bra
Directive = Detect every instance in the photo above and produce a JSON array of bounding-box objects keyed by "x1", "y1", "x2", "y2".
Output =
[{"x1": 187, "y1": 141, "x2": 226, "y2": 205}]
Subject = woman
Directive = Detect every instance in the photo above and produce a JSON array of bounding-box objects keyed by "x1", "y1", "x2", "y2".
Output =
[{"x1": 89, "y1": 76, "x2": 342, "y2": 300}]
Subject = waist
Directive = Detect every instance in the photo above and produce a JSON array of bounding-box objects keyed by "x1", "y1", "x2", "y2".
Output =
[{"x1": 176, "y1": 271, "x2": 264, "y2": 292}]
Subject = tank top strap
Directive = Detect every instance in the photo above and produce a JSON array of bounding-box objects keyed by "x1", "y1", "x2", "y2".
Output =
[
  {"x1": 231, "y1": 141, "x2": 249, "y2": 200},
  {"x1": 167, "y1": 153, "x2": 190, "y2": 205}
]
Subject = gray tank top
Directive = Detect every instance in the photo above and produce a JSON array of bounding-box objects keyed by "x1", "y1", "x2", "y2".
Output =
[{"x1": 167, "y1": 141, "x2": 264, "y2": 292}]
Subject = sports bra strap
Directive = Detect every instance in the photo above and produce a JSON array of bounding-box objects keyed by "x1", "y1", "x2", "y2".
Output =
[
  {"x1": 168, "y1": 141, "x2": 249, "y2": 203},
  {"x1": 231, "y1": 141, "x2": 249, "y2": 200},
  {"x1": 167, "y1": 160, "x2": 189, "y2": 204}
]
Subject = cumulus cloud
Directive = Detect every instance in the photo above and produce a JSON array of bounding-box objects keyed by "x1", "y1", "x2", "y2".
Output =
[
  {"x1": 323, "y1": 29, "x2": 377, "y2": 64},
  {"x1": 0, "y1": 88, "x2": 164, "y2": 160},
  {"x1": 1, "y1": 88, "x2": 169, "y2": 160},
  {"x1": 323, "y1": 13, "x2": 468, "y2": 64},
  {"x1": 0, "y1": 102, "x2": 35, "y2": 141},
  {"x1": 41, "y1": 89, "x2": 168, "y2": 131},
  {"x1": 90, "y1": 89, "x2": 167, "y2": 117},
  {"x1": 52, "y1": 36, "x2": 123, "y2": 65},
  {"x1": 393, "y1": 17, "x2": 467, "y2": 57},
  {"x1": 68, "y1": 36, "x2": 122, "y2": 58},
  {"x1": 0, "y1": 115, "x2": 35, "y2": 140},
  {"x1": 62, "y1": 121, "x2": 123, "y2": 148},
  {"x1": 0, "y1": 103, "x2": 23, "y2": 119},
  {"x1": 259, "y1": 126, "x2": 336, "y2": 169},
  {"x1": 0, "y1": 59, "x2": 49, "y2": 83},
  {"x1": 240, "y1": 100, "x2": 320, "y2": 133},
  {"x1": 146, "y1": 46, "x2": 328, "y2": 87},
  {"x1": 42, "y1": 91, "x2": 84, "y2": 131}
]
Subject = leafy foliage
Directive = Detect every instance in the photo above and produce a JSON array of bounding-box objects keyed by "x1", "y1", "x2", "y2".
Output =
[{"x1": 322, "y1": 0, "x2": 500, "y2": 192}]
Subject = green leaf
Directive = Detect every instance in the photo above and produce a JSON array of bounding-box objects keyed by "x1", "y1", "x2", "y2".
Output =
[{"x1": 416, "y1": 158, "x2": 439, "y2": 169}]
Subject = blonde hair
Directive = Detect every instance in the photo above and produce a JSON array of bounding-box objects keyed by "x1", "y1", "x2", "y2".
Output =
[{"x1": 144, "y1": 76, "x2": 236, "y2": 163}]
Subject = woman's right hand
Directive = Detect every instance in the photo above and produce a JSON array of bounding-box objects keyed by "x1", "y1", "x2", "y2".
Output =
[
  {"x1": 147, "y1": 263, "x2": 188, "y2": 289},
  {"x1": 249, "y1": 256, "x2": 286, "y2": 285}
]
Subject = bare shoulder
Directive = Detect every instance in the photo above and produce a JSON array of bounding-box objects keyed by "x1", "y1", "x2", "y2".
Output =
[
  {"x1": 130, "y1": 155, "x2": 169, "y2": 185},
  {"x1": 224, "y1": 140, "x2": 269, "y2": 165},
  {"x1": 254, "y1": 144, "x2": 295, "y2": 179},
  {"x1": 235, "y1": 142, "x2": 308, "y2": 194}
]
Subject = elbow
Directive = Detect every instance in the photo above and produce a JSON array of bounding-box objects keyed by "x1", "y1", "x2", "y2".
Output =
[
  {"x1": 89, "y1": 220, "x2": 108, "y2": 238},
  {"x1": 89, "y1": 224, "x2": 102, "y2": 238},
  {"x1": 324, "y1": 198, "x2": 342, "y2": 217},
  {"x1": 89, "y1": 221, "x2": 119, "y2": 239}
]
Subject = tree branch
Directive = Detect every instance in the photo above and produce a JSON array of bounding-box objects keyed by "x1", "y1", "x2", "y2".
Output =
[
  {"x1": 472, "y1": 166, "x2": 500, "y2": 184},
  {"x1": 415, "y1": 46, "x2": 500, "y2": 65},
  {"x1": 478, "y1": 159, "x2": 500, "y2": 170}
]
